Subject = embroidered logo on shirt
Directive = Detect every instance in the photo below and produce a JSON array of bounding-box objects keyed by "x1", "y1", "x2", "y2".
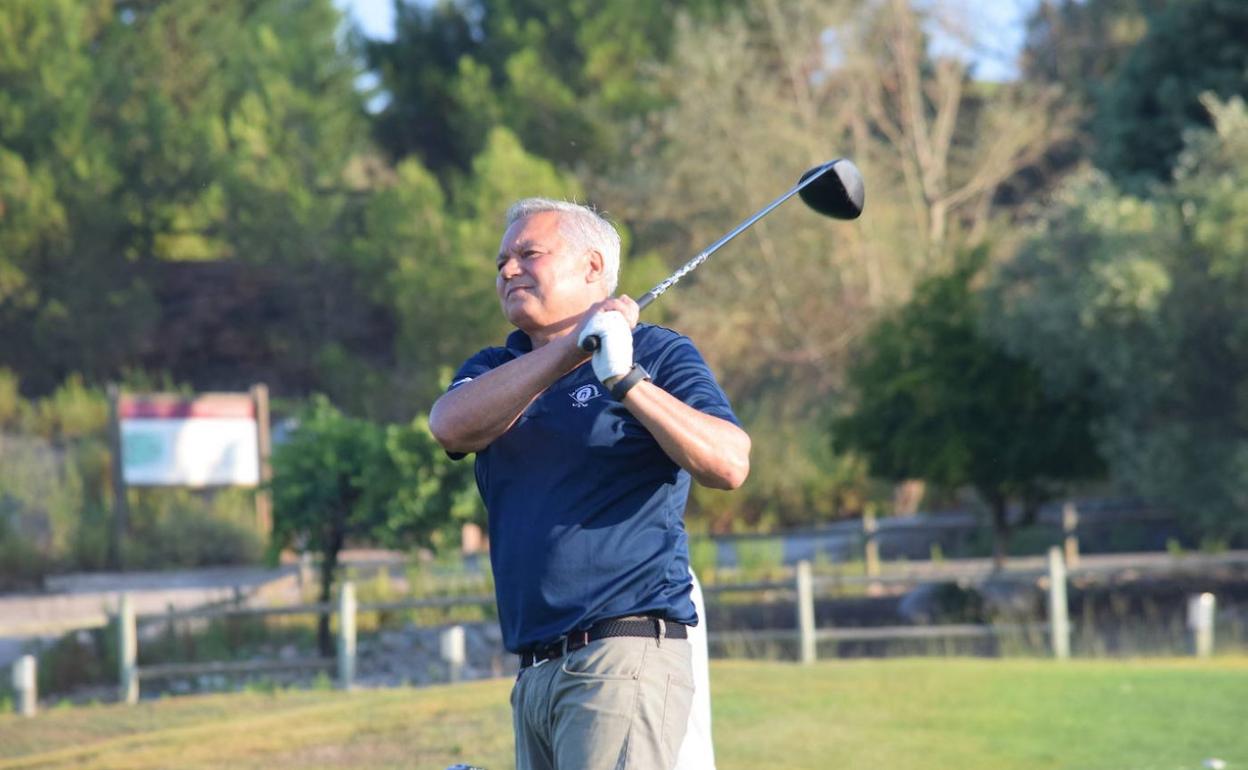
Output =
[{"x1": 569, "y1": 384, "x2": 602, "y2": 408}]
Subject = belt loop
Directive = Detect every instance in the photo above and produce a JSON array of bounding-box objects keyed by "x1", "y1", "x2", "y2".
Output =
[
  {"x1": 561, "y1": 634, "x2": 570, "y2": 657},
  {"x1": 655, "y1": 618, "x2": 666, "y2": 648}
]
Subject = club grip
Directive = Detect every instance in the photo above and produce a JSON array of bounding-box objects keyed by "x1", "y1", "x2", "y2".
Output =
[{"x1": 578, "y1": 291, "x2": 657, "y2": 353}]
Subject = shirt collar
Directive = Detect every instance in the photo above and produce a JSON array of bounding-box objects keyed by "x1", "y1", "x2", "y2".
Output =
[
  {"x1": 505, "y1": 322, "x2": 650, "y2": 356},
  {"x1": 505, "y1": 329, "x2": 533, "y2": 354}
]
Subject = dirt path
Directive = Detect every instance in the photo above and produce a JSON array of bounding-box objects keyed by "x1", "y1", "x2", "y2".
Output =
[{"x1": 0, "y1": 550, "x2": 409, "y2": 667}]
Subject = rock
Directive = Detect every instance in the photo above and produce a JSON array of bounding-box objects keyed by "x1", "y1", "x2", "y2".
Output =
[{"x1": 898, "y1": 582, "x2": 986, "y2": 624}]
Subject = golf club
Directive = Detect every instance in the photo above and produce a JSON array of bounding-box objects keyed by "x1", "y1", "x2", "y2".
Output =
[{"x1": 581, "y1": 158, "x2": 864, "y2": 352}]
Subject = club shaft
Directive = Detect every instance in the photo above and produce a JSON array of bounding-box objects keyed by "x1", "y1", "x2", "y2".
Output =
[{"x1": 581, "y1": 163, "x2": 835, "y2": 351}]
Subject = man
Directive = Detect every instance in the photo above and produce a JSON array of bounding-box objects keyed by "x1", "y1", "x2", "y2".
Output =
[{"x1": 429, "y1": 198, "x2": 749, "y2": 770}]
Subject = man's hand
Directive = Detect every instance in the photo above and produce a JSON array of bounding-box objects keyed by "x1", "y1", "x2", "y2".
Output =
[
  {"x1": 574, "y1": 296, "x2": 640, "y2": 386},
  {"x1": 577, "y1": 310, "x2": 633, "y2": 384}
]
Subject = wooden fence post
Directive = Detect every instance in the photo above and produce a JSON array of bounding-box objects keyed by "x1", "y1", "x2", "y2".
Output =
[
  {"x1": 250, "y1": 383, "x2": 273, "y2": 537},
  {"x1": 11, "y1": 655, "x2": 36, "y2": 717},
  {"x1": 106, "y1": 385, "x2": 130, "y2": 570},
  {"x1": 862, "y1": 511, "x2": 880, "y2": 578},
  {"x1": 337, "y1": 581, "x2": 357, "y2": 690},
  {"x1": 1062, "y1": 502, "x2": 1080, "y2": 569},
  {"x1": 1187, "y1": 593, "x2": 1216, "y2": 658},
  {"x1": 119, "y1": 593, "x2": 138, "y2": 704},
  {"x1": 298, "y1": 552, "x2": 313, "y2": 595},
  {"x1": 441, "y1": 625, "x2": 466, "y2": 683},
  {"x1": 796, "y1": 560, "x2": 816, "y2": 665},
  {"x1": 1047, "y1": 547, "x2": 1070, "y2": 660}
]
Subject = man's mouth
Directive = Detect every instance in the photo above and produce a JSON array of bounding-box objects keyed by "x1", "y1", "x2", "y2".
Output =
[{"x1": 506, "y1": 285, "x2": 533, "y2": 298}]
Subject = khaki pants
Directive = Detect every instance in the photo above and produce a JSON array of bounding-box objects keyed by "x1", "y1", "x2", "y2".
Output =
[{"x1": 512, "y1": 635, "x2": 694, "y2": 770}]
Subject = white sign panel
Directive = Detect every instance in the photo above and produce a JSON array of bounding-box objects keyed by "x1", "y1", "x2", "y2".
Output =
[{"x1": 120, "y1": 395, "x2": 260, "y2": 487}]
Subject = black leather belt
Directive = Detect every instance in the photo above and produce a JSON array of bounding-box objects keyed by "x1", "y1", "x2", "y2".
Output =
[{"x1": 519, "y1": 616, "x2": 688, "y2": 668}]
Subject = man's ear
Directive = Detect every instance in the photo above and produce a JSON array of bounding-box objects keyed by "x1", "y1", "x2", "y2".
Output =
[{"x1": 585, "y1": 248, "x2": 606, "y2": 285}]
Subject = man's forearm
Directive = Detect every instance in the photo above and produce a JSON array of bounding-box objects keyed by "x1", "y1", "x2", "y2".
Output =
[
  {"x1": 430, "y1": 338, "x2": 588, "y2": 453},
  {"x1": 616, "y1": 382, "x2": 751, "y2": 490}
]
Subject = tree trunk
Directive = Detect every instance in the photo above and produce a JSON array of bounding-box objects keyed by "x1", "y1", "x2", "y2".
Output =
[
  {"x1": 990, "y1": 494, "x2": 1010, "y2": 572},
  {"x1": 317, "y1": 520, "x2": 346, "y2": 657}
]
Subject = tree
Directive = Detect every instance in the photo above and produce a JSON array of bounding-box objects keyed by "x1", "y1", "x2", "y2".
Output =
[
  {"x1": 834, "y1": 250, "x2": 1103, "y2": 568},
  {"x1": 0, "y1": 0, "x2": 377, "y2": 396},
  {"x1": 1013, "y1": 0, "x2": 1168, "y2": 197},
  {"x1": 988, "y1": 97, "x2": 1248, "y2": 544},
  {"x1": 0, "y1": 0, "x2": 151, "y2": 393},
  {"x1": 844, "y1": 0, "x2": 1076, "y2": 258},
  {"x1": 269, "y1": 397, "x2": 480, "y2": 654},
  {"x1": 1093, "y1": 0, "x2": 1248, "y2": 193},
  {"x1": 604, "y1": 0, "x2": 1077, "y2": 528},
  {"x1": 1021, "y1": 0, "x2": 1167, "y2": 110},
  {"x1": 364, "y1": 0, "x2": 742, "y2": 178}
]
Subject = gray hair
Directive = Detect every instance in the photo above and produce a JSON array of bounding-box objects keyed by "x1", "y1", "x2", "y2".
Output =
[{"x1": 504, "y1": 198, "x2": 621, "y2": 295}]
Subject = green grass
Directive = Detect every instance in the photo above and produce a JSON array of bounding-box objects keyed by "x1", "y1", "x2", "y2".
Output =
[{"x1": 1, "y1": 658, "x2": 1245, "y2": 770}]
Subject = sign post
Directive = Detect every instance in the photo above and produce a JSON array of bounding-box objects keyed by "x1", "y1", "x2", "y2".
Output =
[
  {"x1": 107, "y1": 385, "x2": 130, "y2": 570},
  {"x1": 108, "y1": 388, "x2": 274, "y2": 554},
  {"x1": 250, "y1": 383, "x2": 273, "y2": 536},
  {"x1": 118, "y1": 392, "x2": 262, "y2": 487}
]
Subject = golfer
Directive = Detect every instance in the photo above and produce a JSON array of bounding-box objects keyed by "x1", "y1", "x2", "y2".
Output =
[{"x1": 429, "y1": 198, "x2": 749, "y2": 770}]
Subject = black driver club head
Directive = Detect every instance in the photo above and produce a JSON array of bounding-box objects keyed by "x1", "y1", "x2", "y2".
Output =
[{"x1": 798, "y1": 158, "x2": 864, "y2": 220}]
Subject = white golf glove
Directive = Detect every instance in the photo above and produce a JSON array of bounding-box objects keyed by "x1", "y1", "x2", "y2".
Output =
[{"x1": 577, "y1": 310, "x2": 633, "y2": 384}]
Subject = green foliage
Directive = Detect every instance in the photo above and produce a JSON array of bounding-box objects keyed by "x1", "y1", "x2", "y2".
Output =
[
  {"x1": 1021, "y1": 0, "x2": 1166, "y2": 109},
  {"x1": 0, "y1": 0, "x2": 1168, "y2": 546},
  {"x1": 836, "y1": 249, "x2": 1103, "y2": 497},
  {"x1": 268, "y1": 396, "x2": 480, "y2": 640},
  {"x1": 0, "y1": 525, "x2": 53, "y2": 591},
  {"x1": 35, "y1": 623, "x2": 118, "y2": 696},
  {"x1": 990, "y1": 97, "x2": 1248, "y2": 542},
  {"x1": 732, "y1": 537, "x2": 785, "y2": 578},
  {"x1": 122, "y1": 489, "x2": 264, "y2": 570},
  {"x1": 0, "y1": 371, "x2": 109, "y2": 580},
  {"x1": 688, "y1": 536, "x2": 718, "y2": 582},
  {"x1": 27, "y1": 375, "x2": 108, "y2": 440},
  {"x1": 834, "y1": 249, "x2": 1104, "y2": 560},
  {"x1": 0, "y1": 372, "x2": 265, "y2": 578},
  {"x1": 365, "y1": 0, "x2": 741, "y2": 177},
  {"x1": 601, "y1": 0, "x2": 1078, "y2": 528},
  {"x1": 1093, "y1": 0, "x2": 1248, "y2": 192},
  {"x1": 0, "y1": 0, "x2": 372, "y2": 394}
]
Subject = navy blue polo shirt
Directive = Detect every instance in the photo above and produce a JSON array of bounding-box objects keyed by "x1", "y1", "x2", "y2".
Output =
[{"x1": 448, "y1": 323, "x2": 739, "y2": 653}]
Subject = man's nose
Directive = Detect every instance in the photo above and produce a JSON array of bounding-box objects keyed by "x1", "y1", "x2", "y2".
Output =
[{"x1": 498, "y1": 256, "x2": 521, "y2": 279}]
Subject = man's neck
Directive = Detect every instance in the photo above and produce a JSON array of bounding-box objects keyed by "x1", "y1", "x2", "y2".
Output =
[
  {"x1": 524, "y1": 302, "x2": 602, "y2": 349},
  {"x1": 528, "y1": 322, "x2": 575, "y2": 349}
]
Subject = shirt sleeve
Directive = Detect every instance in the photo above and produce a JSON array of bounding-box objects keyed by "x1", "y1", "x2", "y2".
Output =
[
  {"x1": 647, "y1": 335, "x2": 741, "y2": 427},
  {"x1": 447, "y1": 347, "x2": 505, "y2": 393},
  {"x1": 443, "y1": 347, "x2": 507, "y2": 460}
]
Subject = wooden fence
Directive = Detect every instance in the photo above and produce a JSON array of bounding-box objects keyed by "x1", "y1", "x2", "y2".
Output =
[
  {"x1": 6, "y1": 546, "x2": 1241, "y2": 713},
  {"x1": 113, "y1": 585, "x2": 495, "y2": 705}
]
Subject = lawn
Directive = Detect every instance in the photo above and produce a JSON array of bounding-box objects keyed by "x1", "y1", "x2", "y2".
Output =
[{"x1": 1, "y1": 657, "x2": 1245, "y2": 770}]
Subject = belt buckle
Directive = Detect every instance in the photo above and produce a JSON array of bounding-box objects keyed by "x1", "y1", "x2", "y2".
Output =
[{"x1": 563, "y1": 629, "x2": 590, "y2": 656}]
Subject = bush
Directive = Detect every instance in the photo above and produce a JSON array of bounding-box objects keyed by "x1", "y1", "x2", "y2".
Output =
[
  {"x1": 123, "y1": 489, "x2": 264, "y2": 569},
  {"x1": 688, "y1": 536, "x2": 718, "y2": 583},
  {"x1": 36, "y1": 625, "x2": 117, "y2": 696},
  {"x1": 0, "y1": 528, "x2": 52, "y2": 590},
  {"x1": 733, "y1": 537, "x2": 786, "y2": 578}
]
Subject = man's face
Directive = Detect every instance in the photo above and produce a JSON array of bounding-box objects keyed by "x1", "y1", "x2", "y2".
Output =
[{"x1": 496, "y1": 211, "x2": 602, "y2": 333}]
